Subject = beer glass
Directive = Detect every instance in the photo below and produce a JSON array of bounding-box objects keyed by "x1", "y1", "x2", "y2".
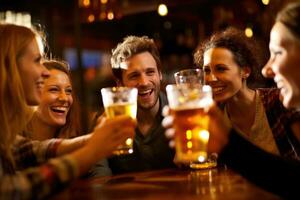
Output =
[
  {"x1": 174, "y1": 68, "x2": 204, "y2": 85},
  {"x1": 173, "y1": 68, "x2": 217, "y2": 169},
  {"x1": 166, "y1": 84, "x2": 213, "y2": 164},
  {"x1": 101, "y1": 87, "x2": 137, "y2": 155}
]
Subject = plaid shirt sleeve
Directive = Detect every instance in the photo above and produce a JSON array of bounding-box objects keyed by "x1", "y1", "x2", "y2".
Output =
[
  {"x1": 13, "y1": 135, "x2": 63, "y2": 169},
  {"x1": 0, "y1": 136, "x2": 80, "y2": 199},
  {"x1": 0, "y1": 155, "x2": 79, "y2": 200}
]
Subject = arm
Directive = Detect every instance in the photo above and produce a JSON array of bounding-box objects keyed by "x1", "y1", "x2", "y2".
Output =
[
  {"x1": 206, "y1": 103, "x2": 300, "y2": 199},
  {"x1": 2, "y1": 115, "x2": 135, "y2": 200},
  {"x1": 13, "y1": 134, "x2": 91, "y2": 169},
  {"x1": 220, "y1": 130, "x2": 300, "y2": 199},
  {"x1": 56, "y1": 134, "x2": 91, "y2": 156}
]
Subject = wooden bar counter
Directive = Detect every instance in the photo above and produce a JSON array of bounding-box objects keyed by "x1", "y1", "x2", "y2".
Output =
[{"x1": 52, "y1": 167, "x2": 281, "y2": 199}]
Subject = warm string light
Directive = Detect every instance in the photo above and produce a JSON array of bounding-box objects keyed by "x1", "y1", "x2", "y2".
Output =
[
  {"x1": 83, "y1": 0, "x2": 90, "y2": 7},
  {"x1": 87, "y1": 14, "x2": 95, "y2": 22},
  {"x1": 158, "y1": 4, "x2": 168, "y2": 16},
  {"x1": 107, "y1": 11, "x2": 114, "y2": 20},
  {"x1": 245, "y1": 27, "x2": 253, "y2": 38},
  {"x1": 261, "y1": 0, "x2": 270, "y2": 5},
  {"x1": 0, "y1": 11, "x2": 31, "y2": 27}
]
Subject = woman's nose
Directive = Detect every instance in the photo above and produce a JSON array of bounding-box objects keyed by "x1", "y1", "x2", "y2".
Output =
[
  {"x1": 41, "y1": 63, "x2": 50, "y2": 79},
  {"x1": 262, "y1": 61, "x2": 275, "y2": 78},
  {"x1": 58, "y1": 92, "x2": 68, "y2": 101},
  {"x1": 205, "y1": 73, "x2": 218, "y2": 82}
]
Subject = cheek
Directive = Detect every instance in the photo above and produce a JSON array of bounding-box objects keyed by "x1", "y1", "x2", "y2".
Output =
[
  {"x1": 122, "y1": 80, "x2": 137, "y2": 87},
  {"x1": 41, "y1": 93, "x2": 56, "y2": 105},
  {"x1": 69, "y1": 96, "x2": 74, "y2": 105},
  {"x1": 36, "y1": 103, "x2": 48, "y2": 117}
]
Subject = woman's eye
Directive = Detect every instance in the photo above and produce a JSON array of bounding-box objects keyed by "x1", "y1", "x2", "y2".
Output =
[
  {"x1": 66, "y1": 89, "x2": 72, "y2": 94},
  {"x1": 49, "y1": 88, "x2": 58, "y2": 92},
  {"x1": 35, "y1": 56, "x2": 42, "y2": 63},
  {"x1": 216, "y1": 67, "x2": 226, "y2": 72},
  {"x1": 274, "y1": 51, "x2": 282, "y2": 56},
  {"x1": 203, "y1": 68, "x2": 210, "y2": 73}
]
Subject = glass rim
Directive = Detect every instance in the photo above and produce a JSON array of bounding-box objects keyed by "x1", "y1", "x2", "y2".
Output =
[
  {"x1": 101, "y1": 86, "x2": 137, "y2": 93},
  {"x1": 174, "y1": 68, "x2": 202, "y2": 77}
]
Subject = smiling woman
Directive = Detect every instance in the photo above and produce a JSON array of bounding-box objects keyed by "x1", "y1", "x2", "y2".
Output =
[
  {"x1": 26, "y1": 59, "x2": 82, "y2": 140},
  {"x1": 194, "y1": 27, "x2": 300, "y2": 159}
]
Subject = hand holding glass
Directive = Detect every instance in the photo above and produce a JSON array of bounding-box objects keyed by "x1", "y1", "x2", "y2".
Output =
[{"x1": 101, "y1": 87, "x2": 137, "y2": 155}]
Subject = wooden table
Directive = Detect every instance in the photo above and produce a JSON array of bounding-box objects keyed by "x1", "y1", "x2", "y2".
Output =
[{"x1": 53, "y1": 167, "x2": 281, "y2": 200}]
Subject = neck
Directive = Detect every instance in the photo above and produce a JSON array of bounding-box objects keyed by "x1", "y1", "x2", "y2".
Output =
[
  {"x1": 137, "y1": 99, "x2": 160, "y2": 123},
  {"x1": 28, "y1": 114, "x2": 58, "y2": 140},
  {"x1": 136, "y1": 98, "x2": 160, "y2": 136},
  {"x1": 226, "y1": 86, "x2": 256, "y2": 116}
]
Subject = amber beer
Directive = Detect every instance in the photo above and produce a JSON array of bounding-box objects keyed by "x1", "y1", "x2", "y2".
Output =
[
  {"x1": 166, "y1": 84, "x2": 213, "y2": 164},
  {"x1": 172, "y1": 106, "x2": 210, "y2": 163},
  {"x1": 101, "y1": 87, "x2": 137, "y2": 155}
]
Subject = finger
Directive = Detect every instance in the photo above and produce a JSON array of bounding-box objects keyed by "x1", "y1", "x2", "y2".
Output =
[
  {"x1": 162, "y1": 105, "x2": 170, "y2": 117},
  {"x1": 165, "y1": 128, "x2": 175, "y2": 139},
  {"x1": 162, "y1": 116, "x2": 174, "y2": 128},
  {"x1": 169, "y1": 140, "x2": 175, "y2": 148}
]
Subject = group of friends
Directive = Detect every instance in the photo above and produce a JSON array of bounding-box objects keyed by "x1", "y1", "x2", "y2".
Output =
[{"x1": 1, "y1": 1, "x2": 300, "y2": 199}]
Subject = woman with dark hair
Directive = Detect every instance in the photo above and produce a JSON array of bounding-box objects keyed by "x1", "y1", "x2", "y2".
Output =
[
  {"x1": 26, "y1": 59, "x2": 82, "y2": 140},
  {"x1": 194, "y1": 27, "x2": 300, "y2": 158},
  {"x1": 164, "y1": 2, "x2": 300, "y2": 199}
]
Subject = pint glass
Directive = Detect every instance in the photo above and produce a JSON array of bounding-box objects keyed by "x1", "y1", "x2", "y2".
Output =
[
  {"x1": 166, "y1": 84, "x2": 213, "y2": 164},
  {"x1": 101, "y1": 87, "x2": 137, "y2": 155}
]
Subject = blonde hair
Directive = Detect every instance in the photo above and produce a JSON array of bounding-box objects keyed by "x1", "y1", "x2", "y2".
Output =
[{"x1": 0, "y1": 23, "x2": 42, "y2": 159}]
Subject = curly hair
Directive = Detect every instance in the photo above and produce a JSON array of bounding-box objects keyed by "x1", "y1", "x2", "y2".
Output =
[
  {"x1": 110, "y1": 36, "x2": 161, "y2": 82},
  {"x1": 194, "y1": 27, "x2": 263, "y2": 84}
]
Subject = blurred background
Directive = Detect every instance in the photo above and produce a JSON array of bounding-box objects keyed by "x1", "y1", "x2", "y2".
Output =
[{"x1": 0, "y1": 0, "x2": 293, "y2": 130}]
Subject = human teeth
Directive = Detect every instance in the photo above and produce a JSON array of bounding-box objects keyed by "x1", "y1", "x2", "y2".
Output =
[
  {"x1": 213, "y1": 87, "x2": 223, "y2": 92},
  {"x1": 52, "y1": 107, "x2": 67, "y2": 112},
  {"x1": 139, "y1": 89, "x2": 151, "y2": 94}
]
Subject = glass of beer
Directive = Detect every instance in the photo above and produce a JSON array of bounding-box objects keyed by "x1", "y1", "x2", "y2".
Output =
[
  {"x1": 166, "y1": 84, "x2": 213, "y2": 164},
  {"x1": 174, "y1": 68, "x2": 204, "y2": 85},
  {"x1": 101, "y1": 87, "x2": 137, "y2": 155},
  {"x1": 173, "y1": 68, "x2": 217, "y2": 169}
]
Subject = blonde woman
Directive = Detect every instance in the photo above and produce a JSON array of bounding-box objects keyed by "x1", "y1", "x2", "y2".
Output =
[{"x1": 0, "y1": 23, "x2": 135, "y2": 199}]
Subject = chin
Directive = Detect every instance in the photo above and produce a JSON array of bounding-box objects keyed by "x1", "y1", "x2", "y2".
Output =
[
  {"x1": 213, "y1": 95, "x2": 227, "y2": 103},
  {"x1": 53, "y1": 120, "x2": 66, "y2": 127}
]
